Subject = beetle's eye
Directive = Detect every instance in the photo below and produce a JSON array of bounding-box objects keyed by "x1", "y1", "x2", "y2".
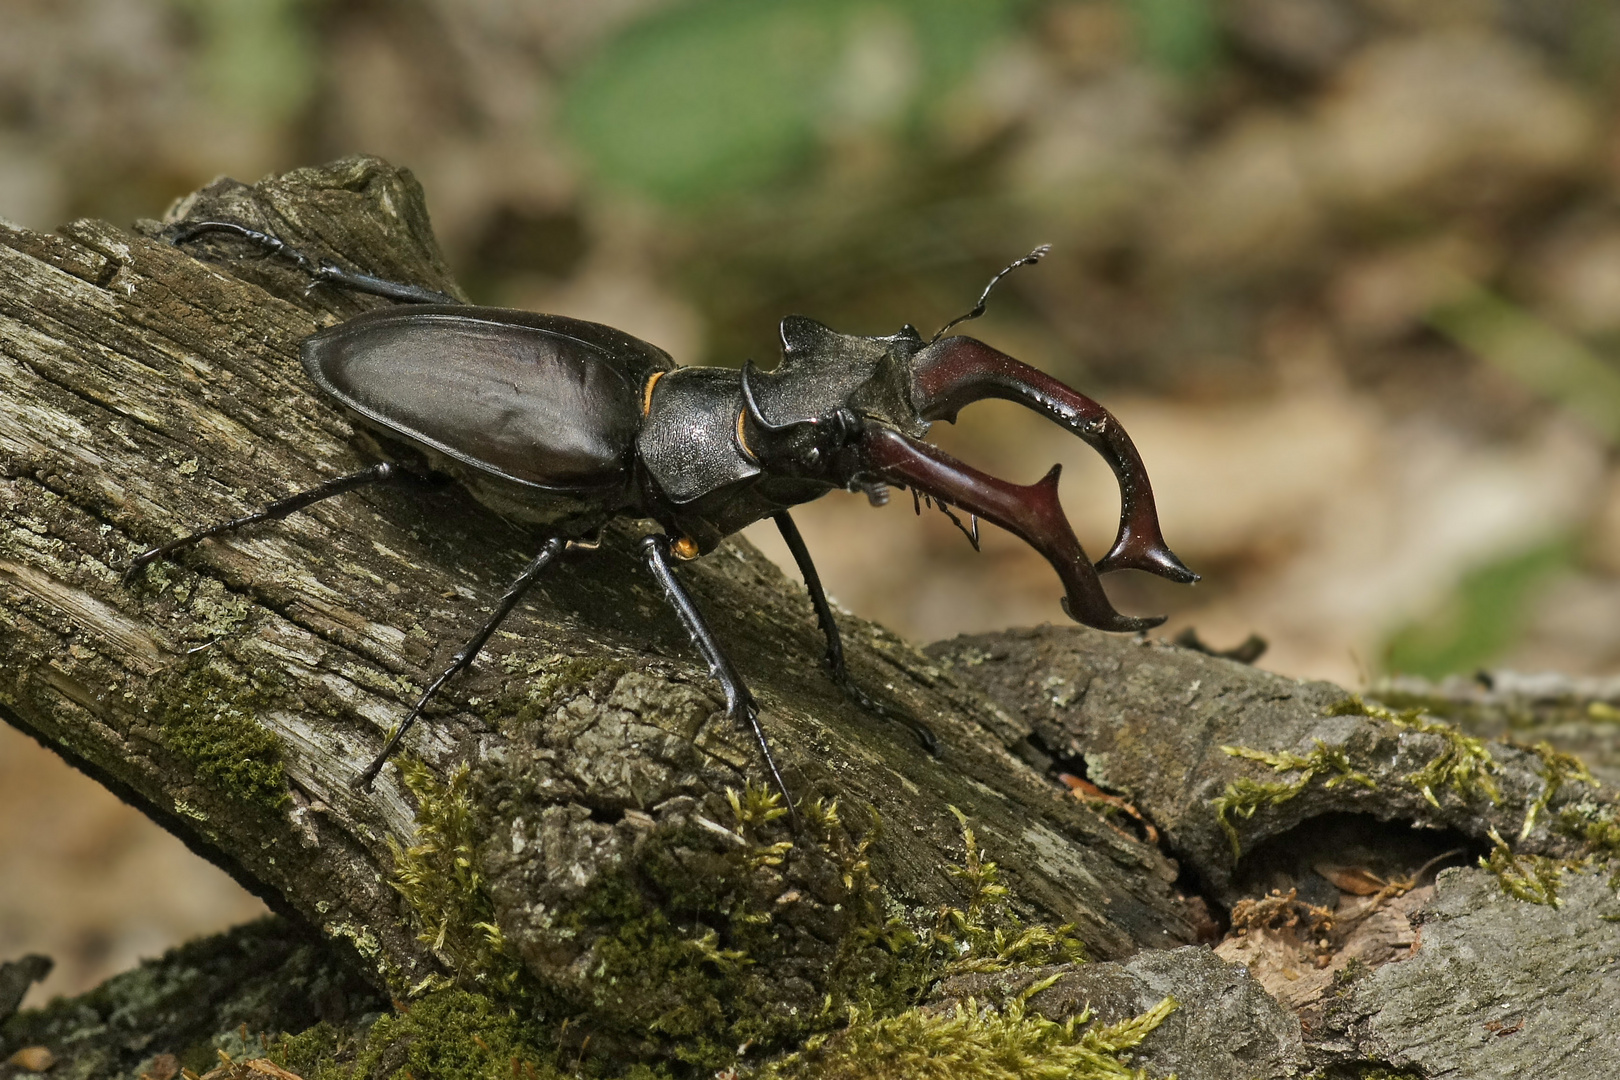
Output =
[{"x1": 804, "y1": 447, "x2": 822, "y2": 467}]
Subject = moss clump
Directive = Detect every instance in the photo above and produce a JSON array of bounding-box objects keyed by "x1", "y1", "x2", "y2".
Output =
[
  {"x1": 153, "y1": 662, "x2": 288, "y2": 809},
  {"x1": 763, "y1": 990, "x2": 1177, "y2": 1080},
  {"x1": 347, "y1": 780, "x2": 1123, "y2": 1078},
  {"x1": 1557, "y1": 802, "x2": 1620, "y2": 861},
  {"x1": 1328, "y1": 695, "x2": 1501, "y2": 808},
  {"x1": 541, "y1": 793, "x2": 1092, "y2": 1074},
  {"x1": 551, "y1": 785, "x2": 855, "y2": 1070},
  {"x1": 273, "y1": 990, "x2": 564, "y2": 1080},
  {"x1": 1480, "y1": 827, "x2": 1579, "y2": 906},
  {"x1": 1213, "y1": 741, "x2": 1376, "y2": 857},
  {"x1": 930, "y1": 806, "x2": 1087, "y2": 976},
  {"x1": 388, "y1": 759, "x2": 519, "y2": 995},
  {"x1": 1518, "y1": 740, "x2": 1599, "y2": 839}
]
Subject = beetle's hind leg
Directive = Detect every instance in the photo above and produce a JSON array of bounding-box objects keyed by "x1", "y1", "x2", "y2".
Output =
[
  {"x1": 773, "y1": 512, "x2": 939, "y2": 756},
  {"x1": 167, "y1": 220, "x2": 460, "y2": 306},
  {"x1": 354, "y1": 537, "x2": 569, "y2": 791},
  {"x1": 641, "y1": 533, "x2": 801, "y2": 832},
  {"x1": 124, "y1": 462, "x2": 428, "y2": 584}
]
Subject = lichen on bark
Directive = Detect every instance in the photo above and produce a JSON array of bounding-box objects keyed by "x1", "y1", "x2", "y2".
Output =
[{"x1": 7, "y1": 159, "x2": 1620, "y2": 1079}]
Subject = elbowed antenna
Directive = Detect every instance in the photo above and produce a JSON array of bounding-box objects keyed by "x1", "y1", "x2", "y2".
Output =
[{"x1": 931, "y1": 244, "x2": 1052, "y2": 343}]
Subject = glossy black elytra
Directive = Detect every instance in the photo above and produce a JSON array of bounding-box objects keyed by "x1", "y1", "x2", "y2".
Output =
[{"x1": 128, "y1": 224, "x2": 1198, "y2": 824}]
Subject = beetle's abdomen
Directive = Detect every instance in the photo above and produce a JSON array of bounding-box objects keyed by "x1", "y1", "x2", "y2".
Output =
[{"x1": 303, "y1": 306, "x2": 670, "y2": 494}]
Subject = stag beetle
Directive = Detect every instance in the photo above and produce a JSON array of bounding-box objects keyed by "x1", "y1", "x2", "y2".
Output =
[{"x1": 129, "y1": 224, "x2": 1197, "y2": 820}]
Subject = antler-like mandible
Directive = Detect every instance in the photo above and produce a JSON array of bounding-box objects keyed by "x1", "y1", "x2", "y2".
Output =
[
  {"x1": 908, "y1": 337, "x2": 1197, "y2": 585},
  {"x1": 855, "y1": 425, "x2": 1163, "y2": 631}
]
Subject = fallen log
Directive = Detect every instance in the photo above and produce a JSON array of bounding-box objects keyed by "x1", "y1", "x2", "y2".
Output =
[{"x1": 5, "y1": 158, "x2": 1617, "y2": 1080}]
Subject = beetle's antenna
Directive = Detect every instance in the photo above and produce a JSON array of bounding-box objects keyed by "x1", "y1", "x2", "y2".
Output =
[{"x1": 930, "y1": 244, "x2": 1052, "y2": 343}]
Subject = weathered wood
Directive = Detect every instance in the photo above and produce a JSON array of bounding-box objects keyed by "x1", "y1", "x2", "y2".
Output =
[
  {"x1": 0, "y1": 158, "x2": 1199, "y2": 1033},
  {"x1": 928, "y1": 625, "x2": 1603, "y2": 901},
  {"x1": 12, "y1": 158, "x2": 1618, "y2": 1079}
]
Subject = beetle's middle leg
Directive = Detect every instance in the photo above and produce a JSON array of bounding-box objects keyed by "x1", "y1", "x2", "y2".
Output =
[
  {"x1": 772, "y1": 511, "x2": 939, "y2": 755},
  {"x1": 641, "y1": 533, "x2": 801, "y2": 832},
  {"x1": 353, "y1": 536, "x2": 570, "y2": 791}
]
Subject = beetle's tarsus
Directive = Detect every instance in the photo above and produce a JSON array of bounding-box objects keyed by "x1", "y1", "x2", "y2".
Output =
[
  {"x1": 641, "y1": 532, "x2": 801, "y2": 834},
  {"x1": 352, "y1": 537, "x2": 569, "y2": 789}
]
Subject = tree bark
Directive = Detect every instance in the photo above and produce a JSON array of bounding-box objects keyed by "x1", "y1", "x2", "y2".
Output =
[
  {"x1": 0, "y1": 156, "x2": 1191, "y2": 1035},
  {"x1": 5, "y1": 158, "x2": 1616, "y2": 1079}
]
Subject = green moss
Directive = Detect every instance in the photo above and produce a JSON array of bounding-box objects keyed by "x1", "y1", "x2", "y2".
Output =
[
  {"x1": 762, "y1": 992, "x2": 1178, "y2": 1080},
  {"x1": 552, "y1": 785, "x2": 860, "y2": 1070},
  {"x1": 1328, "y1": 696, "x2": 1501, "y2": 808},
  {"x1": 352, "y1": 991, "x2": 561, "y2": 1080},
  {"x1": 1399, "y1": 718, "x2": 1500, "y2": 809},
  {"x1": 275, "y1": 1021, "x2": 350, "y2": 1079},
  {"x1": 152, "y1": 661, "x2": 288, "y2": 810},
  {"x1": 388, "y1": 758, "x2": 520, "y2": 995},
  {"x1": 1213, "y1": 741, "x2": 1376, "y2": 857},
  {"x1": 931, "y1": 806, "x2": 1087, "y2": 975},
  {"x1": 536, "y1": 794, "x2": 1093, "y2": 1074},
  {"x1": 1554, "y1": 802, "x2": 1620, "y2": 888},
  {"x1": 1558, "y1": 802, "x2": 1620, "y2": 859},
  {"x1": 358, "y1": 779, "x2": 1115, "y2": 1077},
  {"x1": 273, "y1": 990, "x2": 566, "y2": 1080},
  {"x1": 1480, "y1": 826, "x2": 1579, "y2": 907},
  {"x1": 1518, "y1": 740, "x2": 1599, "y2": 840}
]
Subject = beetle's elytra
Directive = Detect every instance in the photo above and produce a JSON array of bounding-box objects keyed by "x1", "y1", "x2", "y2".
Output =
[{"x1": 130, "y1": 223, "x2": 1197, "y2": 824}]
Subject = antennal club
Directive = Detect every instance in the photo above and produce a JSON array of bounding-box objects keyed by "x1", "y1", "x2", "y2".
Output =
[{"x1": 931, "y1": 244, "x2": 1052, "y2": 343}]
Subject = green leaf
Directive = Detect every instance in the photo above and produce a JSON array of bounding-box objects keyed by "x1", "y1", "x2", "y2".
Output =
[
  {"x1": 1382, "y1": 537, "x2": 1575, "y2": 679},
  {"x1": 1122, "y1": 0, "x2": 1221, "y2": 79},
  {"x1": 561, "y1": 0, "x2": 1026, "y2": 206}
]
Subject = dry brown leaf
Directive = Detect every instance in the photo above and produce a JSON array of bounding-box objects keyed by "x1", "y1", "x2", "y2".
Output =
[
  {"x1": 1314, "y1": 863, "x2": 1389, "y2": 895},
  {"x1": 1056, "y1": 773, "x2": 1160, "y2": 843},
  {"x1": 194, "y1": 1053, "x2": 305, "y2": 1080},
  {"x1": 6, "y1": 1047, "x2": 56, "y2": 1072}
]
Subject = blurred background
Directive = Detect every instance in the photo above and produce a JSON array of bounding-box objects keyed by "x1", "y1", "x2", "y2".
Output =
[{"x1": 4, "y1": 0, "x2": 1620, "y2": 1006}]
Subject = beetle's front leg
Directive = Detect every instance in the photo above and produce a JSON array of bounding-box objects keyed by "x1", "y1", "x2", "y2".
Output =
[
  {"x1": 641, "y1": 533, "x2": 800, "y2": 831},
  {"x1": 772, "y1": 512, "x2": 939, "y2": 756}
]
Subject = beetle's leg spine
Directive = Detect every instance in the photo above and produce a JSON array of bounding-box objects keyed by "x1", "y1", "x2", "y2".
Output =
[
  {"x1": 772, "y1": 512, "x2": 939, "y2": 756},
  {"x1": 640, "y1": 533, "x2": 801, "y2": 833},
  {"x1": 352, "y1": 536, "x2": 569, "y2": 792}
]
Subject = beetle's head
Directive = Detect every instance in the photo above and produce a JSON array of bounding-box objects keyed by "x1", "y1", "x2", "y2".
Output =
[
  {"x1": 741, "y1": 249, "x2": 1198, "y2": 632},
  {"x1": 738, "y1": 361, "x2": 869, "y2": 482}
]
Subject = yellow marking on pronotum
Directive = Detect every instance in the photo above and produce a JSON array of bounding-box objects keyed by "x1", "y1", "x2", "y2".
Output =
[
  {"x1": 735, "y1": 409, "x2": 759, "y2": 463},
  {"x1": 641, "y1": 370, "x2": 665, "y2": 417},
  {"x1": 672, "y1": 536, "x2": 700, "y2": 560}
]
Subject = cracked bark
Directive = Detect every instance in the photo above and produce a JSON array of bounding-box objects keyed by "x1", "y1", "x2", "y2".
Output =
[
  {"x1": 5, "y1": 158, "x2": 1616, "y2": 1080},
  {"x1": 0, "y1": 156, "x2": 1195, "y2": 1003}
]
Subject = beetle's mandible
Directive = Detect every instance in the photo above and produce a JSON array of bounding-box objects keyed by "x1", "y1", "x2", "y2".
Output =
[{"x1": 128, "y1": 224, "x2": 1198, "y2": 823}]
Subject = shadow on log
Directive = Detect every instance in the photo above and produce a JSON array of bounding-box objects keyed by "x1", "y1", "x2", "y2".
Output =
[{"x1": 2, "y1": 159, "x2": 1618, "y2": 1079}]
